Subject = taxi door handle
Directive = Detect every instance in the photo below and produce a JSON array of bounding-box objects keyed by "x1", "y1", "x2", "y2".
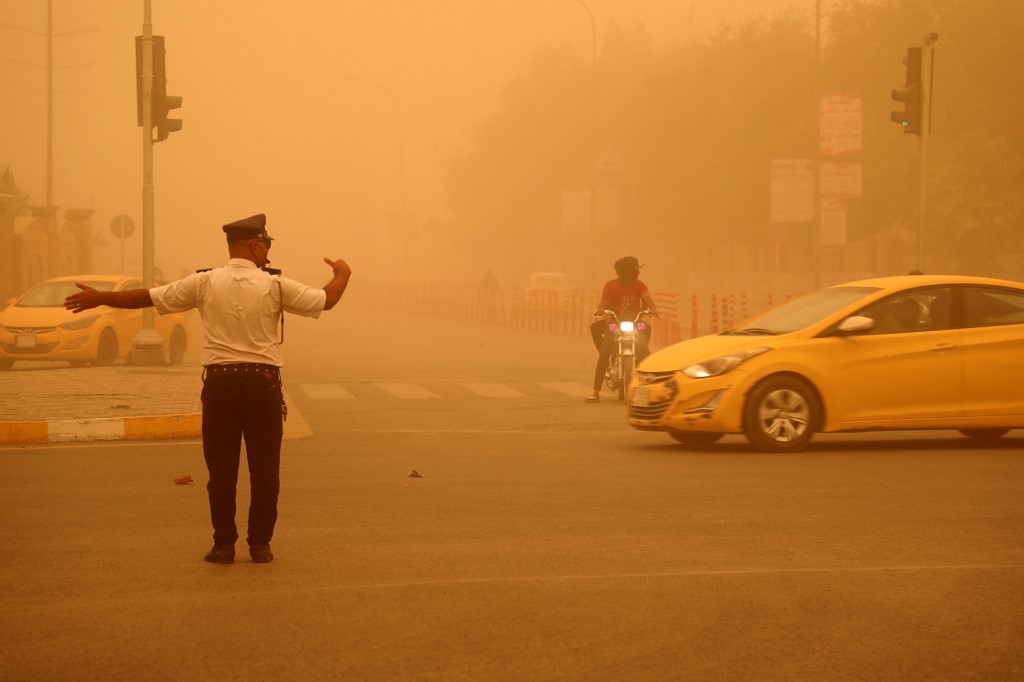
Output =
[{"x1": 929, "y1": 343, "x2": 958, "y2": 352}]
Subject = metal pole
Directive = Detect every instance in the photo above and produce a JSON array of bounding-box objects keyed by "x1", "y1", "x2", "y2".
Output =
[
  {"x1": 141, "y1": 0, "x2": 154, "y2": 296},
  {"x1": 577, "y1": 0, "x2": 597, "y2": 278},
  {"x1": 130, "y1": 0, "x2": 164, "y2": 362},
  {"x1": 812, "y1": 0, "x2": 822, "y2": 290},
  {"x1": 916, "y1": 34, "x2": 937, "y2": 272},
  {"x1": 46, "y1": 0, "x2": 53, "y2": 212}
]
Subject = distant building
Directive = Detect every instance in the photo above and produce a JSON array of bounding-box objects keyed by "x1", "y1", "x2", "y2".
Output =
[{"x1": 0, "y1": 163, "x2": 95, "y2": 306}]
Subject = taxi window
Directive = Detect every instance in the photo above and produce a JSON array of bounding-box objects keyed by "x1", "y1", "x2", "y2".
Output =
[
  {"x1": 858, "y1": 287, "x2": 952, "y2": 335},
  {"x1": 962, "y1": 287, "x2": 1024, "y2": 328}
]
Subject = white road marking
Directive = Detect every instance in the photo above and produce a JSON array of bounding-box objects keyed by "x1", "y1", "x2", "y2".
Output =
[
  {"x1": 461, "y1": 383, "x2": 527, "y2": 398},
  {"x1": 539, "y1": 381, "x2": 593, "y2": 397},
  {"x1": 298, "y1": 383, "x2": 356, "y2": 399},
  {"x1": 375, "y1": 383, "x2": 442, "y2": 399}
]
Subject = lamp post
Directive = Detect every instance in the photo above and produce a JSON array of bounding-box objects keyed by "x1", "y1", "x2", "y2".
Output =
[{"x1": 576, "y1": 0, "x2": 597, "y2": 280}]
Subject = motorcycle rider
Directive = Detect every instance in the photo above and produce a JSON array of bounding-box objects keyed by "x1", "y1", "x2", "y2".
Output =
[{"x1": 587, "y1": 256, "x2": 659, "y2": 403}]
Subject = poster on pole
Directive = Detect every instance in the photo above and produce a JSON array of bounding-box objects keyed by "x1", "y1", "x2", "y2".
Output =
[
  {"x1": 820, "y1": 162, "x2": 863, "y2": 197},
  {"x1": 820, "y1": 94, "x2": 863, "y2": 157},
  {"x1": 770, "y1": 159, "x2": 815, "y2": 224}
]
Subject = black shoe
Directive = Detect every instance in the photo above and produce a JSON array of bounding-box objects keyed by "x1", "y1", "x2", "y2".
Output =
[
  {"x1": 250, "y1": 545, "x2": 274, "y2": 563},
  {"x1": 204, "y1": 543, "x2": 235, "y2": 564}
]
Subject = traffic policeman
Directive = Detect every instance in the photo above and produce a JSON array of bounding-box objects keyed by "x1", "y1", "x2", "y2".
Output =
[{"x1": 64, "y1": 213, "x2": 352, "y2": 565}]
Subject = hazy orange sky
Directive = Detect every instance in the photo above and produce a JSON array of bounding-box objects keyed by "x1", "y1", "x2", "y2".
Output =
[{"x1": 1, "y1": 0, "x2": 800, "y2": 279}]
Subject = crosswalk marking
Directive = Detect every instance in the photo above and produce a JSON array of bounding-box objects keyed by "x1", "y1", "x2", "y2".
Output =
[
  {"x1": 539, "y1": 381, "x2": 593, "y2": 397},
  {"x1": 291, "y1": 381, "x2": 595, "y2": 401},
  {"x1": 375, "y1": 383, "x2": 442, "y2": 399},
  {"x1": 461, "y1": 383, "x2": 527, "y2": 398},
  {"x1": 298, "y1": 383, "x2": 356, "y2": 400}
]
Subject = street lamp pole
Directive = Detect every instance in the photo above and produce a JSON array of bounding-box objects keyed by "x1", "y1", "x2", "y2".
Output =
[{"x1": 576, "y1": 0, "x2": 597, "y2": 278}]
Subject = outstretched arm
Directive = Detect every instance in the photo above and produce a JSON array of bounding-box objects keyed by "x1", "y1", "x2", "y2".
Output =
[
  {"x1": 64, "y1": 283, "x2": 153, "y2": 313},
  {"x1": 322, "y1": 257, "x2": 352, "y2": 311}
]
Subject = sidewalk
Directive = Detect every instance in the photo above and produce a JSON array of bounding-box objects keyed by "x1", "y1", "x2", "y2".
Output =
[{"x1": 0, "y1": 362, "x2": 205, "y2": 445}]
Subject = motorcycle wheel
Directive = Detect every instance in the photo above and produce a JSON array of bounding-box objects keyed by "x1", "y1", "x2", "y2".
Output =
[
  {"x1": 605, "y1": 355, "x2": 620, "y2": 391},
  {"x1": 618, "y1": 355, "x2": 634, "y2": 401}
]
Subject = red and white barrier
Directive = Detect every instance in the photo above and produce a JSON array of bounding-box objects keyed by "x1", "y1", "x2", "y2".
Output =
[{"x1": 355, "y1": 282, "x2": 792, "y2": 347}]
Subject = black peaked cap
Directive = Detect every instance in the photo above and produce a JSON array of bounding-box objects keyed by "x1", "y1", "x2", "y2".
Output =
[{"x1": 222, "y1": 213, "x2": 274, "y2": 241}]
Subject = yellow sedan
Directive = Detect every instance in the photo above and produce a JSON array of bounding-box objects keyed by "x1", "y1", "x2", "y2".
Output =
[
  {"x1": 628, "y1": 274, "x2": 1024, "y2": 451},
  {"x1": 0, "y1": 275, "x2": 190, "y2": 370}
]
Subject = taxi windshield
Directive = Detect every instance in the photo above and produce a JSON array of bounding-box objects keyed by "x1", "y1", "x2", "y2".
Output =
[
  {"x1": 17, "y1": 281, "x2": 117, "y2": 307},
  {"x1": 735, "y1": 286, "x2": 881, "y2": 334}
]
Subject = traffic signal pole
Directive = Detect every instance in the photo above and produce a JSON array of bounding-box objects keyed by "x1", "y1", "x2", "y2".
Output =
[
  {"x1": 129, "y1": 0, "x2": 166, "y2": 365},
  {"x1": 916, "y1": 33, "x2": 938, "y2": 272},
  {"x1": 891, "y1": 35, "x2": 937, "y2": 272}
]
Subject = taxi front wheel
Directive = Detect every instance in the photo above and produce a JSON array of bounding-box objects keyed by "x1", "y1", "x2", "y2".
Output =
[
  {"x1": 742, "y1": 376, "x2": 819, "y2": 452},
  {"x1": 95, "y1": 328, "x2": 119, "y2": 366}
]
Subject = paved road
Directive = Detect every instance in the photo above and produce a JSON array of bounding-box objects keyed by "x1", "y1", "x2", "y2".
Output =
[{"x1": 2, "y1": 308, "x2": 1022, "y2": 680}]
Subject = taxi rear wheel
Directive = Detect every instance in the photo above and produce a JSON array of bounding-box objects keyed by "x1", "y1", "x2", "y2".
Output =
[
  {"x1": 95, "y1": 328, "x2": 119, "y2": 366},
  {"x1": 742, "y1": 376, "x2": 819, "y2": 452}
]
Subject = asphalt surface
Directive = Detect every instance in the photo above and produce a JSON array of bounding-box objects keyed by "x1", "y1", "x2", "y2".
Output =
[{"x1": 2, "y1": 310, "x2": 1022, "y2": 680}]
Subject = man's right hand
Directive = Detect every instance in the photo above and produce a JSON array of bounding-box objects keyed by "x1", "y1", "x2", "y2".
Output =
[
  {"x1": 324, "y1": 257, "x2": 351, "y2": 277},
  {"x1": 322, "y1": 258, "x2": 352, "y2": 311}
]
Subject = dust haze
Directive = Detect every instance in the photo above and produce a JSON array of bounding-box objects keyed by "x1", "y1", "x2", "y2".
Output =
[{"x1": 2, "y1": 0, "x2": 1021, "y2": 303}]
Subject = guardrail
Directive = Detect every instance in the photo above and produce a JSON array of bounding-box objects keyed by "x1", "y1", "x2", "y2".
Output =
[{"x1": 351, "y1": 282, "x2": 791, "y2": 349}]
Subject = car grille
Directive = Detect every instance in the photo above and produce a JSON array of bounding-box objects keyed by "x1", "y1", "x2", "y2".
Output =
[
  {"x1": 630, "y1": 402, "x2": 672, "y2": 420},
  {"x1": 636, "y1": 370, "x2": 676, "y2": 385},
  {"x1": 1, "y1": 342, "x2": 59, "y2": 354},
  {"x1": 630, "y1": 371, "x2": 678, "y2": 421},
  {"x1": 4, "y1": 326, "x2": 57, "y2": 334}
]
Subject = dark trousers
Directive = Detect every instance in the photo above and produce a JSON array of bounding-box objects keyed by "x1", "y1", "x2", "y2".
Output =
[
  {"x1": 201, "y1": 367, "x2": 284, "y2": 546},
  {"x1": 590, "y1": 319, "x2": 651, "y2": 391}
]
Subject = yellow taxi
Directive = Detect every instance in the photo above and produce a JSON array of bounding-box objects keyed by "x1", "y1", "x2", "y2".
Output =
[
  {"x1": 0, "y1": 275, "x2": 190, "y2": 370},
  {"x1": 628, "y1": 274, "x2": 1024, "y2": 451}
]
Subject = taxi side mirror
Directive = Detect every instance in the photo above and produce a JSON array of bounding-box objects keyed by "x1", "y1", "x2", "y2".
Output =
[{"x1": 836, "y1": 315, "x2": 874, "y2": 335}]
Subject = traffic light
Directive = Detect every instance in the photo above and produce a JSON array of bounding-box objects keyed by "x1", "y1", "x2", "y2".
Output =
[
  {"x1": 890, "y1": 47, "x2": 922, "y2": 136},
  {"x1": 152, "y1": 36, "x2": 183, "y2": 142}
]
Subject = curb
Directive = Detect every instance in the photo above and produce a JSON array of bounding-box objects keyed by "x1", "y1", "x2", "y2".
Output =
[
  {"x1": 0, "y1": 390, "x2": 309, "y2": 445},
  {"x1": 0, "y1": 413, "x2": 202, "y2": 445}
]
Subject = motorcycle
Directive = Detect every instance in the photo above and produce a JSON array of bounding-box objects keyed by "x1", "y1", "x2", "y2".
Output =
[{"x1": 597, "y1": 308, "x2": 653, "y2": 400}]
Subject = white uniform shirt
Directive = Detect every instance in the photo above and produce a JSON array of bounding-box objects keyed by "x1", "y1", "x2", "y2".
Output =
[{"x1": 150, "y1": 258, "x2": 326, "y2": 367}]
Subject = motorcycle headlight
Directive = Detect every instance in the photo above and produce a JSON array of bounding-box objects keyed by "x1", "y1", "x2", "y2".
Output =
[
  {"x1": 683, "y1": 347, "x2": 770, "y2": 379},
  {"x1": 619, "y1": 320, "x2": 635, "y2": 333},
  {"x1": 60, "y1": 315, "x2": 99, "y2": 331}
]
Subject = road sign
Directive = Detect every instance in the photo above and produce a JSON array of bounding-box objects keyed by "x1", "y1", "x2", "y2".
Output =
[
  {"x1": 770, "y1": 159, "x2": 815, "y2": 223},
  {"x1": 820, "y1": 162, "x2": 863, "y2": 197},
  {"x1": 110, "y1": 215, "x2": 135, "y2": 239},
  {"x1": 820, "y1": 94, "x2": 863, "y2": 156}
]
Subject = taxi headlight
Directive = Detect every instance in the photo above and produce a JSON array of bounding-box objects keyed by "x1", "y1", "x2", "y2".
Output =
[
  {"x1": 683, "y1": 347, "x2": 770, "y2": 379},
  {"x1": 60, "y1": 315, "x2": 99, "y2": 331}
]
